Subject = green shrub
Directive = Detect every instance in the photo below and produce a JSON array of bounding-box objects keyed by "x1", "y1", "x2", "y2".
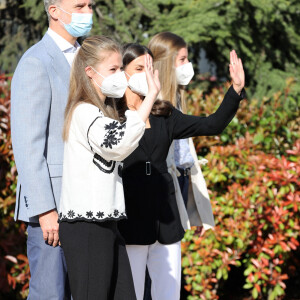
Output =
[{"x1": 187, "y1": 79, "x2": 299, "y2": 157}]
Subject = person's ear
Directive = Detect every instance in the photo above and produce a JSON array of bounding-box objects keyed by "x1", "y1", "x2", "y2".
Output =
[
  {"x1": 48, "y1": 5, "x2": 60, "y2": 21},
  {"x1": 85, "y1": 66, "x2": 94, "y2": 79}
]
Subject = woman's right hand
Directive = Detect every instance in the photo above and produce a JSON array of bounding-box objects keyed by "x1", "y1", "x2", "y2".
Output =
[
  {"x1": 144, "y1": 54, "x2": 161, "y2": 99},
  {"x1": 136, "y1": 54, "x2": 161, "y2": 123},
  {"x1": 229, "y1": 50, "x2": 245, "y2": 95}
]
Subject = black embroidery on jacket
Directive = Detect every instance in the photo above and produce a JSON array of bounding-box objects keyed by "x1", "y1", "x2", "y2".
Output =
[
  {"x1": 87, "y1": 116, "x2": 102, "y2": 152},
  {"x1": 87, "y1": 113, "x2": 126, "y2": 174},
  {"x1": 104, "y1": 121, "x2": 119, "y2": 131},
  {"x1": 86, "y1": 211, "x2": 93, "y2": 218},
  {"x1": 58, "y1": 210, "x2": 127, "y2": 223},
  {"x1": 101, "y1": 121, "x2": 126, "y2": 149},
  {"x1": 118, "y1": 165, "x2": 123, "y2": 178},
  {"x1": 68, "y1": 210, "x2": 75, "y2": 218},
  {"x1": 96, "y1": 211, "x2": 104, "y2": 218},
  {"x1": 93, "y1": 153, "x2": 116, "y2": 174}
]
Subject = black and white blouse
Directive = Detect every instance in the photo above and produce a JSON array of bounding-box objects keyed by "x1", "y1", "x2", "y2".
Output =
[{"x1": 59, "y1": 103, "x2": 145, "y2": 223}]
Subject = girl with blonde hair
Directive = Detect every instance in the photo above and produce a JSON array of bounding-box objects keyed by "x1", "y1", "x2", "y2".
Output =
[
  {"x1": 142, "y1": 31, "x2": 245, "y2": 300},
  {"x1": 58, "y1": 35, "x2": 160, "y2": 300}
]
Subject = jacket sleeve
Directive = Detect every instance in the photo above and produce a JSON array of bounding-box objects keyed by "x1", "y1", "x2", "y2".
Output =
[
  {"x1": 169, "y1": 85, "x2": 245, "y2": 140},
  {"x1": 11, "y1": 56, "x2": 56, "y2": 218},
  {"x1": 72, "y1": 104, "x2": 146, "y2": 162}
]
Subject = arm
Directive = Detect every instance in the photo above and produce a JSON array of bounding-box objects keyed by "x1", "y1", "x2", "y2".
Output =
[
  {"x1": 11, "y1": 56, "x2": 59, "y2": 246},
  {"x1": 11, "y1": 57, "x2": 56, "y2": 217},
  {"x1": 171, "y1": 85, "x2": 244, "y2": 139},
  {"x1": 74, "y1": 104, "x2": 145, "y2": 161},
  {"x1": 171, "y1": 49, "x2": 245, "y2": 139}
]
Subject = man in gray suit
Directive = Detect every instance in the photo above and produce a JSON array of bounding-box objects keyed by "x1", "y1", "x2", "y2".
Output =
[{"x1": 11, "y1": 1, "x2": 93, "y2": 298}]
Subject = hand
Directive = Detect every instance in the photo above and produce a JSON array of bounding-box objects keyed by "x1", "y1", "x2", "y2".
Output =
[
  {"x1": 144, "y1": 54, "x2": 161, "y2": 98},
  {"x1": 39, "y1": 209, "x2": 60, "y2": 247},
  {"x1": 229, "y1": 50, "x2": 245, "y2": 95},
  {"x1": 195, "y1": 226, "x2": 205, "y2": 236}
]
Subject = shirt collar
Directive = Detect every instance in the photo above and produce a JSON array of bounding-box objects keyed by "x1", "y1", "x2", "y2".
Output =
[{"x1": 47, "y1": 28, "x2": 80, "y2": 53}]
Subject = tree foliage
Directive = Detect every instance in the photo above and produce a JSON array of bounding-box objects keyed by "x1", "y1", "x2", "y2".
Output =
[
  {"x1": 1, "y1": 0, "x2": 300, "y2": 99},
  {"x1": 0, "y1": 0, "x2": 47, "y2": 72}
]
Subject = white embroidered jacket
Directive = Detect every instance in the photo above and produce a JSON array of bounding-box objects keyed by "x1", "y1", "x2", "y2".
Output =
[{"x1": 59, "y1": 103, "x2": 145, "y2": 222}]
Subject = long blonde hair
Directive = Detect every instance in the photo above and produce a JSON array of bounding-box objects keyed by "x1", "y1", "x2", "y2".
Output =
[
  {"x1": 148, "y1": 32, "x2": 187, "y2": 113},
  {"x1": 63, "y1": 35, "x2": 122, "y2": 141}
]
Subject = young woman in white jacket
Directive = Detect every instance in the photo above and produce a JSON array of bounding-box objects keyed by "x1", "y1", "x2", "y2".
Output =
[
  {"x1": 149, "y1": 32, "x2": 244, "y2": 231},
  {"x1": 58, "y1": 36, "x2": 160, "y2": 300}
]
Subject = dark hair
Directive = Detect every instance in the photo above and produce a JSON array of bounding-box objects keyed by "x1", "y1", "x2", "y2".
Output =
[
  {"x1": 123, "y1": 43, "x2": 154, "y2": 66},
  {"x1": 122, "y1": 43, "x2": 173, "y2": 117}
]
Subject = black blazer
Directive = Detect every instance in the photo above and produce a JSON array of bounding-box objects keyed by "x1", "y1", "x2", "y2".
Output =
[{"x1": 118, "y1": 86, "x2": 244, "y2": 245}]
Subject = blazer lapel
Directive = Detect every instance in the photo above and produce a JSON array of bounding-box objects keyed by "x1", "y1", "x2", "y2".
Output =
[{"x1": 42, "y1": 33, "x2": 71, "y2": 91}]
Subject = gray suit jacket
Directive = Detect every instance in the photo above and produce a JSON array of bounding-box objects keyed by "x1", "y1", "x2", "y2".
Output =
[{"x1": 11, "y1": 33, "x2": 71, "y2": 222}]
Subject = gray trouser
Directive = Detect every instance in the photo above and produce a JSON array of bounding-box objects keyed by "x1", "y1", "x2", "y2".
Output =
[{"x1": 27, "y1": 223, "x2": 71, "y2": 300}]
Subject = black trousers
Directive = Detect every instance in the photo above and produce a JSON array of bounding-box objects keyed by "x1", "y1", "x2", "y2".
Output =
[
  {"x1": 60, "y1": 221, "x2": 136, "y2": 300},
  {"x1": 177, "y1": 167, "x2": 190, "y2": 208}
]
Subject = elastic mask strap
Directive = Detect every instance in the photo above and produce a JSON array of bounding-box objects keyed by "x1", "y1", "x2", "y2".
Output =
[
  {"x1": 92, "y1": 78, "x2": 101, "y2": 88},
  {"x1": 90, "y1": 66, "x2": 105, "y2": 79},
  {"x1": 57, "y1": 6, "x2": 72, "y2": 15},
  {"x1": 57, "y1": 7, "x2": 72, "y2": 26}
]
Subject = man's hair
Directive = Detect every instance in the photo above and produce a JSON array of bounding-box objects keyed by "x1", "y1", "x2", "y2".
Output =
[{"x1": 44, "y1": 0, "x2": 61, "y2": 21}]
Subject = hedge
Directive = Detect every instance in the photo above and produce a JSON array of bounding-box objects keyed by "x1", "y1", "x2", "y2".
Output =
[{"x1": 0, "y1": 75, "x2": 299, "y2": 299}]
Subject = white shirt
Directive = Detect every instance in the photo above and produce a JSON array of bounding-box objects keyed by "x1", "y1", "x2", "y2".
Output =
[
  {"x1": 47, "y1": 28, "x2": 80, "y2": 65},
  {"x1": 59, "y1": 104, "x2": 146, "y2": 222}
]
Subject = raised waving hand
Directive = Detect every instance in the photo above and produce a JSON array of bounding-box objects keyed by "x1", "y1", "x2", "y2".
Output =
[
  {"x1": 229, "y1": 50, "x2": 245, "y2": 95},
  {"x1": 144, "y1": 53, "x2": 161, "y2": 97}
]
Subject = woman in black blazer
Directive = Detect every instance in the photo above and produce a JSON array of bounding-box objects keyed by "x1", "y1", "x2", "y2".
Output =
[{"x1": 118, "y1": 43, "x2": 245, "y2": 300}]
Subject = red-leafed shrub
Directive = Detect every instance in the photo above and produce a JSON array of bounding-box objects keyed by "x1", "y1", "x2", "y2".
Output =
[
  {"x1": 0, "y1": 74, "x2": 299, "y2": 299},
  {"x1": 0, "y1": 74, "x2": 29, "y2": 299},
  {"x1": 181, "y1": 80, "x2": 300, "y2": 299},
  {"x1": 182, "y1": 137, "x2": 300, "y2": 299}
]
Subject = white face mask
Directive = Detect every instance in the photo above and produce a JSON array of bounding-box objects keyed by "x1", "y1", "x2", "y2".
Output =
[
  {"x1": 176, "y1": 62, "x2": 194, "y2": 85},
  {"x1": 126, "y1": 72, "x2": 148, "y2": 96},
  {"x1": 91, "y1": 67, "x2": 128, "y2": 98}
]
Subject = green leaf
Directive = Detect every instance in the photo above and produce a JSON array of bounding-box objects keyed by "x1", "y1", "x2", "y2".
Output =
[{"x1": 253, "y1": 132, "x2": 264, "y2": 144}]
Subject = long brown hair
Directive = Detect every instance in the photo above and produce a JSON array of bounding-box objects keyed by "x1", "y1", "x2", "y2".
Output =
[
  {"x1": 122, "y1": 43, "x2": 173, "y2": 117},
  {"x1": 148, "y1": 32, "x2": 187, "y2": 113},
  {"x1": 63, "y1": 36, "x2": 122, "y2": 141}
]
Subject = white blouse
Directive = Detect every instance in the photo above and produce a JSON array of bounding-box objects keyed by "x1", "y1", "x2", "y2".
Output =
[{"x1": 59, "y1": 103, "x2": 145, "y2": 222}]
